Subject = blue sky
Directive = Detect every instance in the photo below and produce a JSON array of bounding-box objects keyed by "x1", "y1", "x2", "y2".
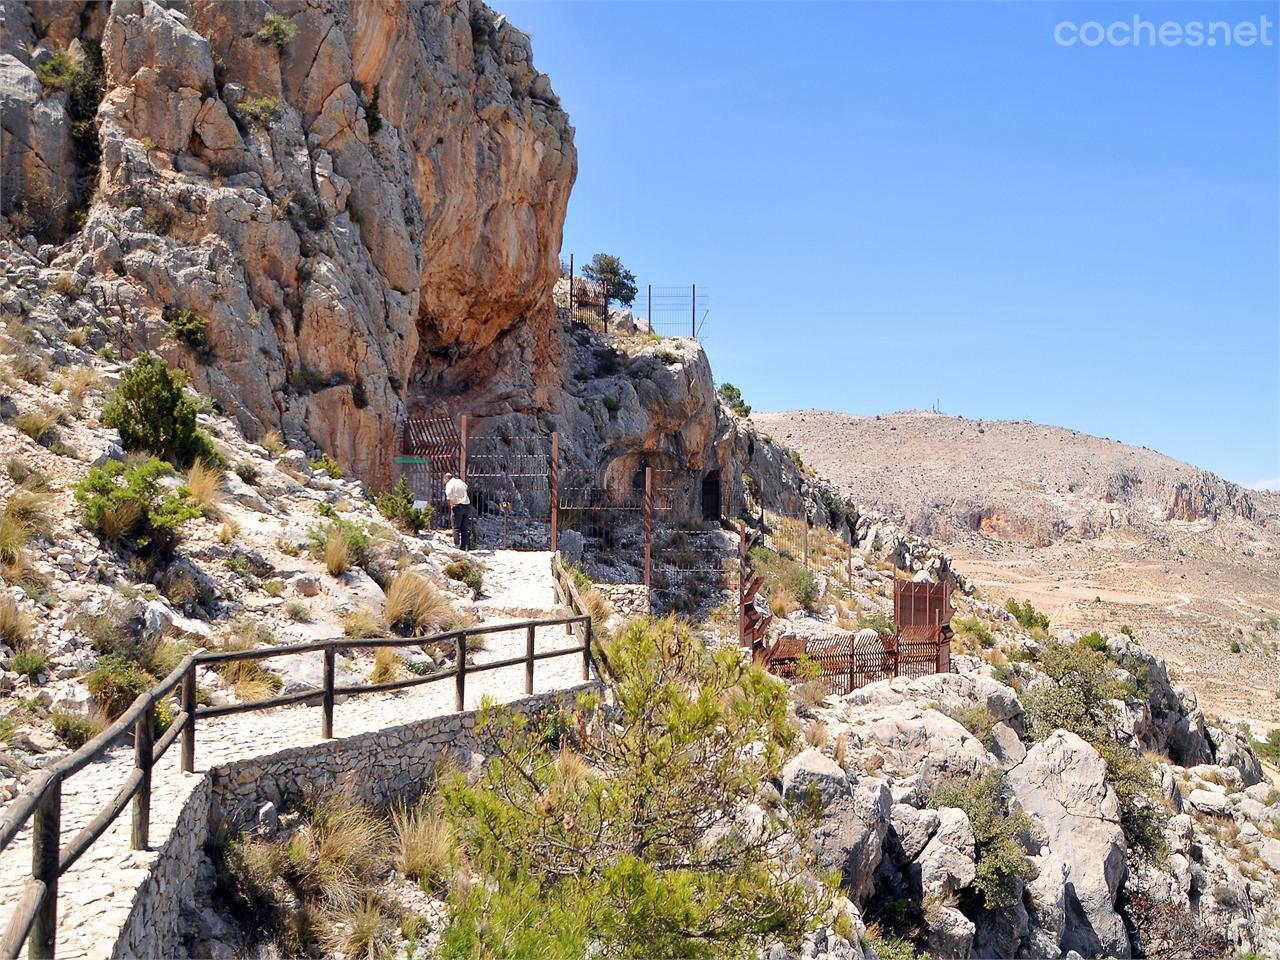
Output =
[{"x1": 506, "y1": 1, "x2": 1279, "y2": 488}]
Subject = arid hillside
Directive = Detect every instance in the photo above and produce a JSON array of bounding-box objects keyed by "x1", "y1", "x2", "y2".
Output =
[{"x1": 755, "y1": 409, "x2": 1280, "y2": 724}]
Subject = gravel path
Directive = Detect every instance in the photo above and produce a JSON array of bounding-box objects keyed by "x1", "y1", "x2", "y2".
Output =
[{"x1": 0, "y1": 552, "x2": 583, "y2": 959}]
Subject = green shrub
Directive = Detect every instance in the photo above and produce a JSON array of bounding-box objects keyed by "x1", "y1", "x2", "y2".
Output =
[
  {"x1": 36, "y1": 51, "x2": 84, "y2": 91},
  {"x1": 162, "y1": 306, "x2": 212, "y2": 357},
  {"x1": 375, "y1": 476, "x2": 432, "y2": 533},
  {"x1": 602, "y1": 395, "x2": 621, "y2": 413},
  {"x1": 232, "y1": 461, "x2": 259, "y2": 486},
  {"x1": 1022, "y1": 641, "x2": 1133, "y2": 742},
  {"x1": 308, "y1": 452, "x2": 343, "y2": 479},
  {"x1": 1005, "y1": 598, "x2": 1050, "y2": 632},
  {"x1": 50, "y1": 710, "x2": 106, "y2": 749},
  {"x1": 364, "y1": 82, "x2": 382, "y2": 135},
  {"x1": 86, "y1": 654, "x2": 155, "y2": 717},
  {"x1": 444, "y1": 560, "x2": 483, "y2": 598},
  {"x1": 716, "y1": 383, "x2": 751, "y2": 417},
  {"x1": 944, "y1": 703, "x2": 998, "y2": 750},
  {"x1": 101, "y1": 354, "x2": 220, "y2": 467},
  {"x1": 953, "y1": 615, "x2": 994, "y2": 648},
  {"x1": 1096, "y1": 740, "x2": 1166, "y2": 865},
  {"x1": 308, "y1": 518, "x2": 369, "y2": 570},
  {"x1": 74, "y1": 458, "x2": 201, "y2": 562},
  {"x1": 257, "y1": 12, "x2": 298, "y2": 50},
  {"x1": 10, "y1": 647, "x2": 48, "y2": 679},
  {"x1": 439, "y1": 618, "x2": 817, "y2": 958},
  {"x1": 1230, "y1": 640, "x2": 1242, "y2": 654},
  {"x1": 1078, "y1": 631, "x2": 1109, "y2": 652},
  {"x1": 236, "y1": 96, "x2": 281, "y2": 127},
  {"x1": 929, "y1": 772, "x2": 1034, "y2": 909}
]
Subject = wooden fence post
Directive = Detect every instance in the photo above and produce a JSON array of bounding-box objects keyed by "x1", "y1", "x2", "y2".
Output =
[
  {"x1": 582, "y1": 619, "x2": 592, "y2": 681},
  {"x1": 30, "y1": 779, "x2": 60, "y2": 960},
  {"x1": 549, "y1": 432, "x2": 559, "y2": 553},
  {"x1": 131, "y1": 703, "x2": 154, "y2": 850},
  {"x1": 525, "y1": 624, "x2": 535, "y2": 695},
  {"x1": 181, "y1": 664, "x2": 196, "y2": 773},
  {"x1": 322, "y1": 644, "x2": 335, "y2": 739},
  {"x1": 455, "y1": 633, "x2": 467, "y2": 711},
  {"x1": 643, "y1": 467, "x2": 653, "y2": 592}
]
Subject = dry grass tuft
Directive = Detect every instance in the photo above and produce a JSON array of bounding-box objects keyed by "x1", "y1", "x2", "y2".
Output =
[
  {"x1": 298, "y1": 794, "x2": 386, "y2": 907},
  {"x1": 259, "y1": 428, "x2": 286, "y2": 458},
  {"x1": 0, "y1": 594, "x2": 32, "y2": 649},
  {"x1": 218, "y1": 518, "x2": 239, "y2": 545},
  {"x1": 343, "y1": 607, "x2": 384, "y2": 639},
  {"x1": 185, "y1": 459, "x2": 223, "y2": 519},
  {"x1": 212, "y1": 632, "x2": 282, "y2": 702},
  {"x1": 97, "y1": 499, "x2": 143, "y2": 544},
  {"x1": 370, "y1": 646, "x2": 400, "y2": 683},
  {"x1": 391, "y1": 799, "x2": 454, "y2": 889},
  {"x1": 804, "y1": 720, "x2": 829, "y2": 749},
  {"x1": 383, "y1": 572, "x2": 454, "y2": 634},
  {"x1": 12, "y1": 407, "x2": 61, "y2": 445},
  {"x1": 54, "y1": 366, "x2": 102, "y2": 413},
  {"x1": 324, "y1": 529, "x2": 351, "y2": 577},
  {"x1": 4, "y1": 484, "x2": 54, "y2": 539},
  {"x1": 319, "y1": 897, "x2": 391, "y2": 960}
]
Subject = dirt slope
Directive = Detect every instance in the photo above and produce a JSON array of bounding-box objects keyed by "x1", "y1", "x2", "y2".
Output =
[{"x1": 755, "y1": 409, "x2": 1280, "y2": 724}]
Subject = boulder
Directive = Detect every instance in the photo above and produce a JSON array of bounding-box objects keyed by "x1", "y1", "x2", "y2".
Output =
[
  {"x1": 889, "y1": 803, "x2": 939, "y2": 861},
  {"x1": 1187, "y1": 788, "x2": 1232, "y2": 818},
  {"x1": 1008, "y1": 731, "x2": 1129, "y2": 958},
  {"x1": 1260, "y1": 838, "x2": 1280, "y2": 873},
  {"x1": 1207, "y1": 727, "x2": 1264, "y2": 787},
  {"x1": 782, "y1": 748, "x2": 851, "y2": 807},
  {"x1": 809, "y1": 776, "x2": 891, "y2": 905},
  {"x1": 925, "y1": 905, "x2": 975, "y2": 959},
  {"x1": 914, "y1": 807, "x2": 976, "y2": 898}
]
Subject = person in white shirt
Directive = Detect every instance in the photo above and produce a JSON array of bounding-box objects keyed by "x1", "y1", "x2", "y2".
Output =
[{"x1": 443, "y1": 472, "x2": 471, "y2": 551}]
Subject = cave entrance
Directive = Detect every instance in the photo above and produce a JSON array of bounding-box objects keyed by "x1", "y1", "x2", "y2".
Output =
[{"x1": 700, "y1": 469, "x2": 721, "y2": 522}]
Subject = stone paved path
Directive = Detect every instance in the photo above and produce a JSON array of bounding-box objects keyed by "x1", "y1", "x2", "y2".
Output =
[{"x1": 0, "y1": 551, "x2": 584, "y2": 959}]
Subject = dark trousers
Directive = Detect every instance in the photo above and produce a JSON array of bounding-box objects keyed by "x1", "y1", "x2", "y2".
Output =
[{"x1": 451, "y1": 503, "x2": 471, "y2": 550}]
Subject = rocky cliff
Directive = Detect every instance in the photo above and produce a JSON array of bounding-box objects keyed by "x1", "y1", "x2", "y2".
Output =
[{"x1": 2, "y1": 0, "x2": 575, "y2": 483}]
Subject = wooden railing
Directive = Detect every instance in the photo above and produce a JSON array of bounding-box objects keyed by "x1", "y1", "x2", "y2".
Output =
[{"x1": 0, "y1": 614, "x2": 593, "y2": 960}]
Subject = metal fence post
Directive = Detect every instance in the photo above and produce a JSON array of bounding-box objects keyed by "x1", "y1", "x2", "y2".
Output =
[
  {"x1": 131, "y1": 703, "x2": 154, "y2": 850},
  {"x1": 549, "y1": 431, "x2": 559, "y2": 553},
  {"x1": 31, "y1": 779, "x2": 60, "y2": 960},
  {"x1": 459, "y1": 414, "x2": 468, "y2": 482},
  {"x1": 322, "y1": 644, "x2": 335, "y2": 739},
  {"x1": 647, "y1": 284, "x2": 652, "y2": 334},
  {"x1": 582, "y1": 618, "x2": 592, "y2": 681},
  {"x1": 847, "y1": 533, "x2": 853, "y2": 590},
  {"x1": 803, "y1": 520, "x2": 810, "y2": 568},
  {"x1": 691, "y1": 283, "x2": 696, "y2": 339},
  {"x1": 525, "y1": 624, "x2": 535, "y2": 695},
  {"x1": 181, "y1": 664, "x2": 196, "y2": 773},
  {"x1": 455, "y1": 633, "x2": 467, "y2": 711},
  {"x1": 643, "y1": 467, "x2": 653, "y2": 592},
  {"x1": 569, "y1": 253, "x2": 574, "y2": 321}
]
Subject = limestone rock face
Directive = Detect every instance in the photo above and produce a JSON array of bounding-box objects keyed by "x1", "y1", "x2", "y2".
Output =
[
  {"x1": 3, "y1": 0, "x2": 575, "y2": 484},
  {"x1": 1009, "y1": 731, "x2": 1130, "y2": 959}
]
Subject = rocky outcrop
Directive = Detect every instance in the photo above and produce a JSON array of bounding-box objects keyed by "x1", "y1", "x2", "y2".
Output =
[
  {"x1": 1008, "y1": 731, "x2": 1130, "y2": 959},
  {"x1": 2, "y1": 0, "x2": 575, "y2": 484}
]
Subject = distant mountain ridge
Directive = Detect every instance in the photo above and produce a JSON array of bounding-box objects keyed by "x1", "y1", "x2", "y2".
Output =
[{"x1": 753, "y1": 409, "x2": 1278, "y2": 546}]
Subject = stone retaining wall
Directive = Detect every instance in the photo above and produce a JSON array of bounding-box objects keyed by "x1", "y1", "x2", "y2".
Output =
[
  {"x1": 595, "y1": 583, "x2": 650, "y2": 620},
  {"x1": 111, "y1": 684, "x2": 597, "y2": 959}
]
